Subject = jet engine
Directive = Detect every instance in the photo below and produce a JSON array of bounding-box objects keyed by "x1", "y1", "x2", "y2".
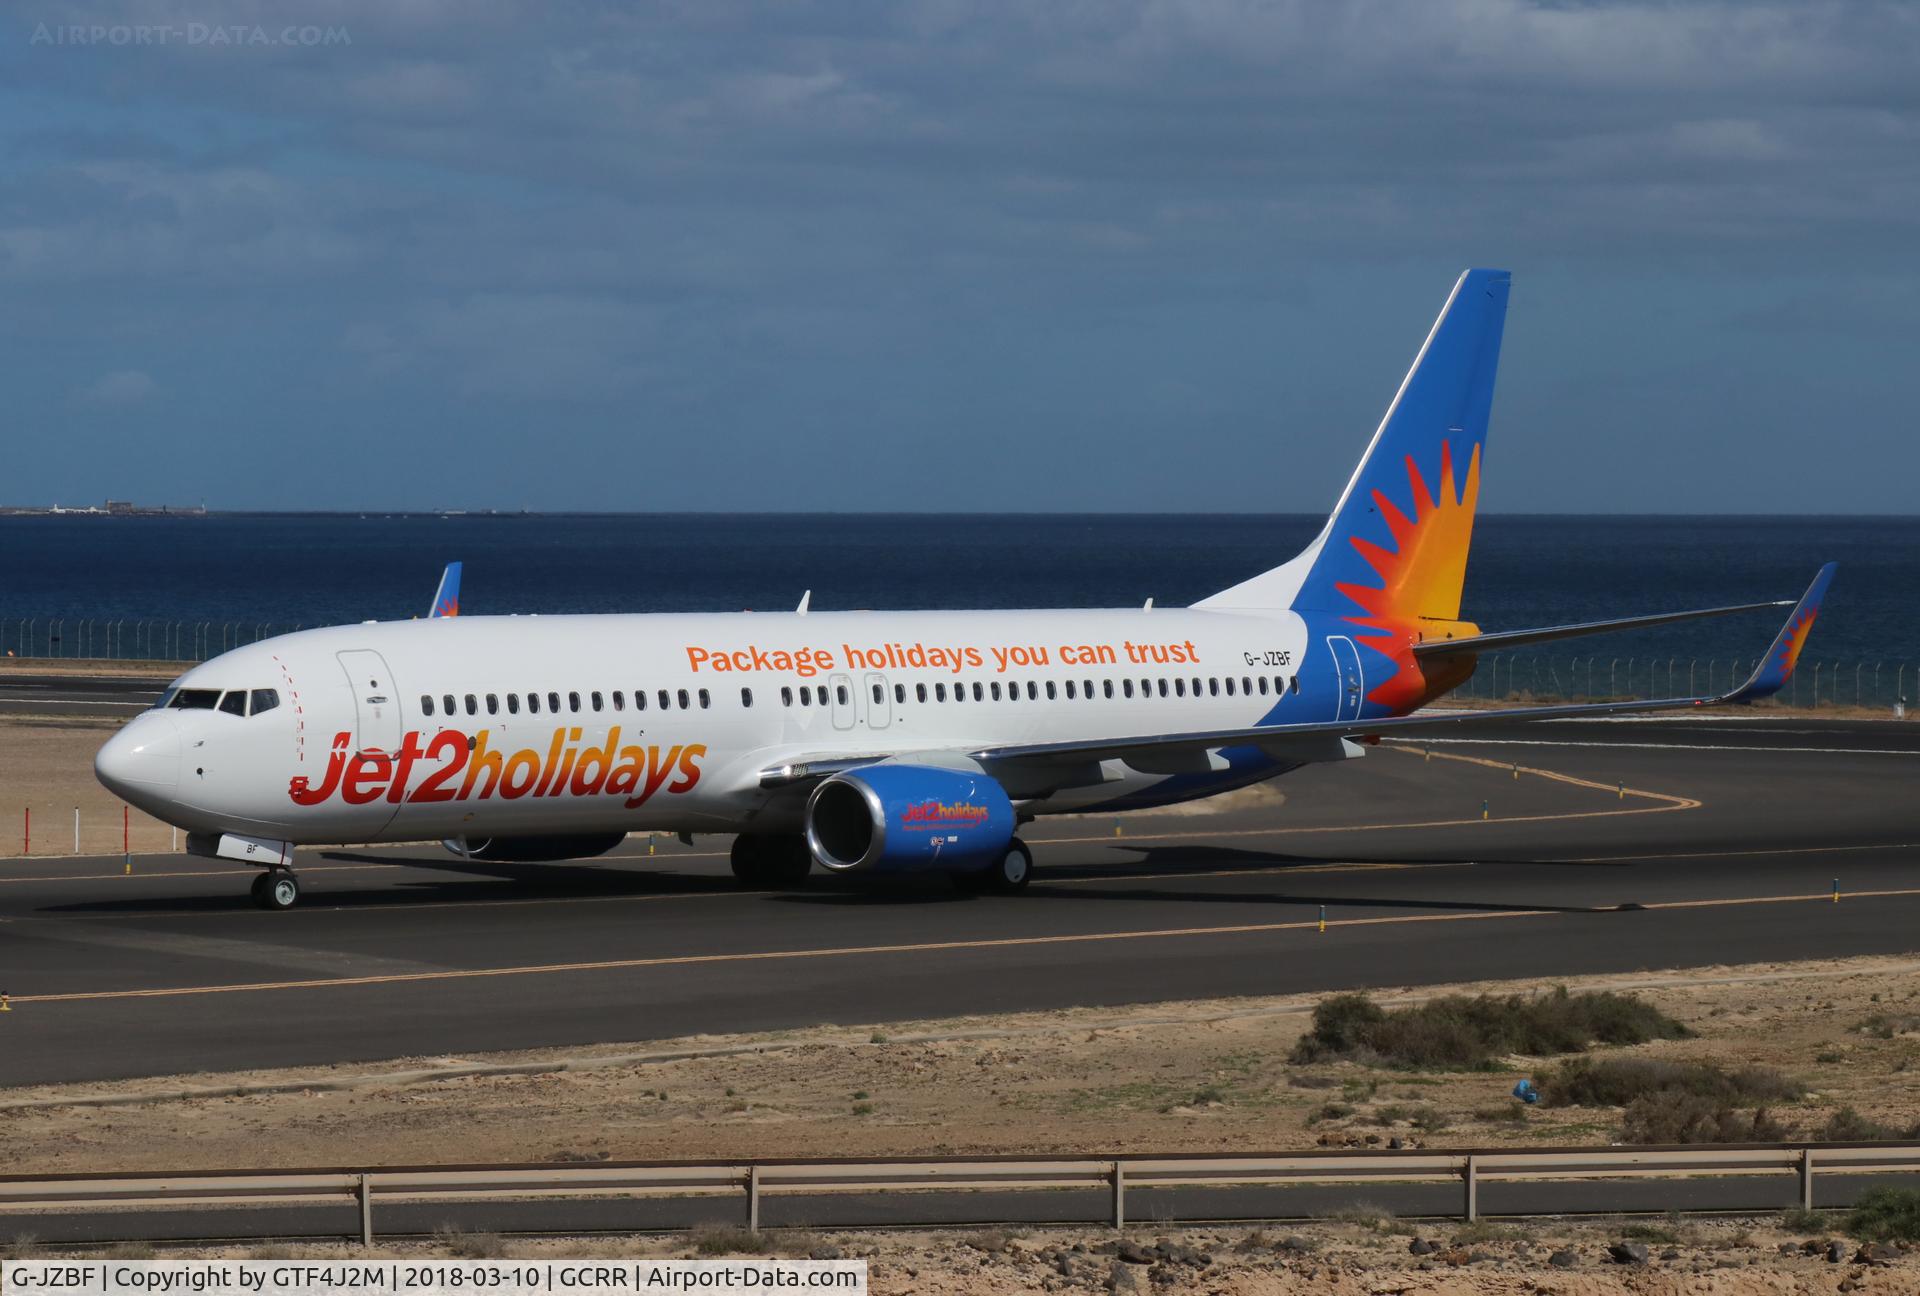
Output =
[{"x1": 806, "y1": 763, "x2": 1014, "y2": 872}]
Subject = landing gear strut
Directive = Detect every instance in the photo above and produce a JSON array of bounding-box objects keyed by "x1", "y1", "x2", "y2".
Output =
[
  {"x1": 250, "y1": 867, "x2": 300, "y2": 911},
  {"x1": 729, "y1": 833, "x2": 813, "y2": 888}
]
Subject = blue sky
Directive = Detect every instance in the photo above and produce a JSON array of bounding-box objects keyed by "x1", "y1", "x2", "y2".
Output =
[{"x1": 3, "y1": 1, "x2": 1916, "y2": 513}]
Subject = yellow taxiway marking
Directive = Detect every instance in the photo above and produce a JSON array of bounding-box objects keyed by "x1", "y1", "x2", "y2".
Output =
[
  {"x1": 1553, "y1": 841, "x2": 1920, "y2": 865},
  {"x1": 20, "y1": 884, "x2": 1920, "y2": 1008}
]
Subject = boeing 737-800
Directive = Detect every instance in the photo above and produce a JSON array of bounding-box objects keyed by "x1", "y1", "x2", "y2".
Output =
[{"x1": 95, "y1": 269, "x2": 1835, "y2": 909}]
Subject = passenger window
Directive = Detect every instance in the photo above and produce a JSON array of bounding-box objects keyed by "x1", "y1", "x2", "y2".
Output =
[
  {"x1": 835, "y1": 685, "x2": 847, "y2": 706},
  {"x1": 917, "y1": 683, "x2": 928, "y2": 703},
  {"x1": 1290, "y1": 675, "x2": 1301, "y2": 694},
  {"x1": 1209, "y1": 678, "x2": 1220, "y2": 696},
  {"x1": 658, "y1": 690, "x2": 671, "y2": 710},
  {"x1": 799, "y1": 685, "x2": 812, "y2": 706},
  {"x1": 1243, "y1": 676, "x2": 1253, "y2": 695},
  {"x1": 935, "y1": 682, "x2": 947, "y2": 702},
  {"x1": 421, "y1": 695, "x2": 435, "y2": 716},
  {"x1": 990, "y1": 681, "x2": 1002, "y2": 701},
  {"x1": 1122, "y1": 679, "x2": 1134, "y2": 698},
  {"x1": 528, "y1": 693, "x2": 541, "y2": 714},
  {"x1": 874, "y1": 683, "x2": 886, "y2": 704},
  {"x1": 217, "y1": 690, "x2": 247, "y2": 716},
  {"x1": 548, "y1": 691, "x2": 561, "y2": 713},
  {"x1": 1157, "y1": 679, "x2": 1168, "y2": 698},
  {"x1": 507, "y1": 693, "x2": 521, "y2": 714},
  {"x1": 968, "y1": 682, "x2": 980, "y2": 702},
  {"x1": 698, "y1": 688, "x2": 710, "y2": 709},
  {"x1": 953, "y1": 683, "x2": 965, "y2": 703},
  {"x1": 1024, "y1": 681, "x2": 1036, "y2": 700},
  {"x1": 634, "y1": 690, "x2": 648, "y2": 711},
  {"x1": 1065, "y1": 680, "x2": 1077, "y2": 700},
  {"x1": 782, "y1": 686, "x2": 794, "y2": 706},
  {"x1": 894, "y1": 684, "x2": 905, "y2": 704},
  {"x1": 1083, "y1": 679, "x2": 1093, "y2": 698},
  {"x1": 250, "y1": 688, "x2": 279, "y2": 716},
  {"x1": 466, "y1": 694, "x2": 478, "y2": 715},
  {"x1": 1045, "y1": 680, "x2": 1057, "y2": 700},
  {"x1": 1175, "y1": 678, "x2": 1186, "y2": 697},
  {"x1": 568, "y1": 691, "x2": 581, "y2": 713},
  {"x1": 742, "y1": 687, "x2": 754, "y2": 707},
  {"x1": 487, "y1": 693, "x2": 499, "y2": 714},
  {"x1": 1103, "y1": 680, "x2": 1114, "y2": 699},
  {"x1": 443, "y1": 694, "x2": 456, "y2": 715},
  {"x1": 1139, "y1": 678, "x2": 1149, "y2": 696},
  {"x1": 678, "y1": 689, "x2": 691, "y2": 710},
  {"x1": 1273, "y1": 675, "x2": 1284, "y2": 694},
  {"x1": 591, "y1": 691, "x2": 603, "y2": 712},
  {"x1": 1225, "y1": 677, "x2": 1236, "y2": 696},
  {"x1": 612, "y1": 691, "x2": 625, "y2": 711},
  {"x1": 1258, "y1": 677, "x2": 1269, "y2": 695}
]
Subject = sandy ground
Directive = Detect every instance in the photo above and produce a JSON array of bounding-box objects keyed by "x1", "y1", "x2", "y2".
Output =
[
  {"x1": 0, "y1": 718, "x2": 180, "y2": 856},
  {"x1": 5, "y1": 955, "x2": 1919, "y2": 1175}
]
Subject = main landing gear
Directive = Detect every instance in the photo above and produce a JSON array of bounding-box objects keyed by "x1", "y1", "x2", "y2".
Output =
[
  {"x1": 250, "y1": 866, "x2": 301, "y2": 911},
  {"x1": 730, "y1": 833, "x2": 814, "y2": 888},
  {"x1": 952, "y1": 837, "x2": 1034, "y2": 895}
]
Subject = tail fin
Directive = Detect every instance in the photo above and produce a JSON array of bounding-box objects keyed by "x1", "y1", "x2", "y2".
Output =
[
  {"x1": 429, "y1": 562, "x2": 462, "y2": 618},
  {"x1": 1196, "y1": 268, "x2": 1510, "y2": 620}
]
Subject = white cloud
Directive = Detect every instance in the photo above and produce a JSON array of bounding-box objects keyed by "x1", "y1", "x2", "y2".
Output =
[{"x1": 77, "y1": 369, "x2": 156, "y2": 405}]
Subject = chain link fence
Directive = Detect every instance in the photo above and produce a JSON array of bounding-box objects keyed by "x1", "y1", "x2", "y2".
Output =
[
  {"x1": 1, "y1": 619, "x2": 314, "y2": 662},
  {"x1": 1467, "y1": 653, "x2": 1916, "y2": 711},
  {"x1": 2, "y1": 618, "x2": 1912, "y2": 712}
]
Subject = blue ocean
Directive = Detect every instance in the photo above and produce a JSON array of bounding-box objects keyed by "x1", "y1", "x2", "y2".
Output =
[{"x1": 1, "y1": 514, "x2": 1914, "y2": 702}]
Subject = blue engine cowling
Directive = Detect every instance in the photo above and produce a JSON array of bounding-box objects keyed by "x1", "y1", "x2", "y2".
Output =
[{"x1": 806, "y1": 763, "x2": 1015, "y2": 873}]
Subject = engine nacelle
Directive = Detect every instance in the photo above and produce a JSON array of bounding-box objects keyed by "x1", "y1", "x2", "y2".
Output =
[
  {"x1": 443, "y1": 832, "x2": 627, "y2": 862},
  {"x1": 806, "y1": 763, "x2": 1014, "y2": 873}
]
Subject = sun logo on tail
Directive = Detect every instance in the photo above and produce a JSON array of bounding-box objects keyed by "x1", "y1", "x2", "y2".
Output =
[{"x1": 1334, "y1": 440, "x2": 1482, "y2": 708}]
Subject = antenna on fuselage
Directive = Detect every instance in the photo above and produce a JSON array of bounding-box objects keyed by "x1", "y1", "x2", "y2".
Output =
[{"x1": 796, "y1": 590, "x2": 811, "y2": 615}]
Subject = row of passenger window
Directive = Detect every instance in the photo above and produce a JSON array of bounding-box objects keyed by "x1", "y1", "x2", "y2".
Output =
[
  {"x1": 785, "y1": 674, "x2": 1301, "y2": 708},
  {"x1": 418, "y1": 672, "x2": 1303, "y2": 722},
  {"x1": 421, "y1": 687, "x2": 713, "y2": 719},
  {"x1": 160, "y1": 686, "x2": 281, "y2": 717}
]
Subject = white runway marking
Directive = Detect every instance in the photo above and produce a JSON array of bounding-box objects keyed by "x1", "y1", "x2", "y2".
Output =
[{"x1": 1394, "y1": 738, "x2": 1916, "y2": 757}]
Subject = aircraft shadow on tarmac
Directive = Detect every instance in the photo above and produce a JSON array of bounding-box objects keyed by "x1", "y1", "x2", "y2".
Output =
[{"x1": 39, "y1": 843, "x2": 1630, "y2": 917}]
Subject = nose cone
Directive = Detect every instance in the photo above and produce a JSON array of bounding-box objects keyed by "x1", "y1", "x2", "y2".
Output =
[{"x1": 95, "y1": 714, "x2": 181, "y2": 800}]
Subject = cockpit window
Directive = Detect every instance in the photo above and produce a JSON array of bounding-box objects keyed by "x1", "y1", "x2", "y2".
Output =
[
  {"x1": 169, "y1": 688, "x2": 222, "y2": 710},
  {"x1": 153, "y1": 686, "x2": 179, "y2": 710},
  {"x1": 217, "y1": 690, "x2": 247, "y2": 716},
  {"x1": 250, "y1": 689, "x2": 280, "y2": 716}
]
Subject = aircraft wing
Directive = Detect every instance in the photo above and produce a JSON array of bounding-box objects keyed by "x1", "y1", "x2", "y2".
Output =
[
  {"x1": 977, "y1": 565, "x2": 1834, "y2": 769},
  {"x1": 1408, "y1": 598, "x2": 1792, "y2": 657},
  {"x1": 757, "y1": 565, "x2": 1834, "y2": 788}
]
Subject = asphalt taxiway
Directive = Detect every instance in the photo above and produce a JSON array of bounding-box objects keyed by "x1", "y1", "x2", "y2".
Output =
[{"x1": 1, "y1": 715, "x2": 1915, "y2": 1087}]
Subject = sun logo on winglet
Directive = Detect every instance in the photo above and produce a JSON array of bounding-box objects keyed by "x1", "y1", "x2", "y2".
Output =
[{"x1": 1334, "y1": 440, "x2": 1482, "y2": 709}]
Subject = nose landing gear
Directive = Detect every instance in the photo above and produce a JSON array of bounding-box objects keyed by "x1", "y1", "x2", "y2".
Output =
[{"x1": 250, "y1": 867, "x2": 301, "y2": 911}]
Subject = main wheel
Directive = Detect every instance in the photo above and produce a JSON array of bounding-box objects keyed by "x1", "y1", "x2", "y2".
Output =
[
  {"x1": 763, "y1": 834, "x2": 814, "y2": 887},
  {"x1": 961, "y1": 838, "x2": 1034, "y2": 894},
  {"x1": 254, "y1": 869, "x2": 300, "y2": 911},
  {"x1": 729, "y1": 834, "x2": 768, "y2": 884}
]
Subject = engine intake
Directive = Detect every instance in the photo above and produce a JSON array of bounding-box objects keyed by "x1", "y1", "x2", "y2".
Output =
[
  {"x1": 806, "y1": 764, "x2": 1014, "y2": 872},
  {"x1": 443, "y1": 832, "x2": 627, "y2": 862}
]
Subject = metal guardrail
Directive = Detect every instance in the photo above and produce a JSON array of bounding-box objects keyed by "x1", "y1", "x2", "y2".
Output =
[
  {"x1": 1468, "y1": 653, "x2": 1916, "y2": 711},
  {"x1": 4, "y1": 1145, "x2": 1917, "y2": 1241},
  {"x1": 0, "y1": 619, "x2": 313, "y2": 663}
]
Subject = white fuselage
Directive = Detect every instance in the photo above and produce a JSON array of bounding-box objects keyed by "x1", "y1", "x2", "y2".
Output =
[{"x1": 97, "y1": 605, "x2": 1342, "y2": 846}]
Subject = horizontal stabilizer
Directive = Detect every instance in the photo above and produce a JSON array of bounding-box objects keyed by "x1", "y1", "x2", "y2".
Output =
[{"x1": 1410, "y1": 599, "x2": 1792, "y2": 657}]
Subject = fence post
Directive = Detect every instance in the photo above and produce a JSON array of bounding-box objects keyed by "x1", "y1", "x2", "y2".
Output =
[
  {"x1": 1111, "y1": 1161, "x2": 1126, "y2": 1229},
  {"x1": 1799, "y1": 1149, "x2": 1814, "y2": 1211},
  {"x1": 1463, "y1": 1154, "x2": 1479, "y2": 1222},
  {"x1": 73, "y1": 807, "x2": 79, "y2": 854},
  {"x1": 747, "y1": 1164, "x2": 761, "y2": 1232},
  {"x1": 359, "y1": 1173, "x2": 374, "y2": 1246}
]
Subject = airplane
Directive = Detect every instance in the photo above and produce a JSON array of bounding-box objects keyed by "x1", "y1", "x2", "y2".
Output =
[{"x1": 95, "y1": 269, "x2": 1835, "y2": 910}]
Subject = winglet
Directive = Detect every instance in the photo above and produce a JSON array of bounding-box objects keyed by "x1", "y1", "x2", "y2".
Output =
[
  {"x1": 796, "y1": 589, "x2": 811, "y2": 616},
  {"x1": 1721, "y1": 563, "x2": 1836, "y2": 702},
  {"x1": 429, "y1": 562, "x2": 462, "y2": 618}
]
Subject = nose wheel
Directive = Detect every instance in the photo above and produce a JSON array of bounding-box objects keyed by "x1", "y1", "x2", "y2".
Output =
[{"x1": 250, "y1": 867, "x2": 301, "y2": 911}]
